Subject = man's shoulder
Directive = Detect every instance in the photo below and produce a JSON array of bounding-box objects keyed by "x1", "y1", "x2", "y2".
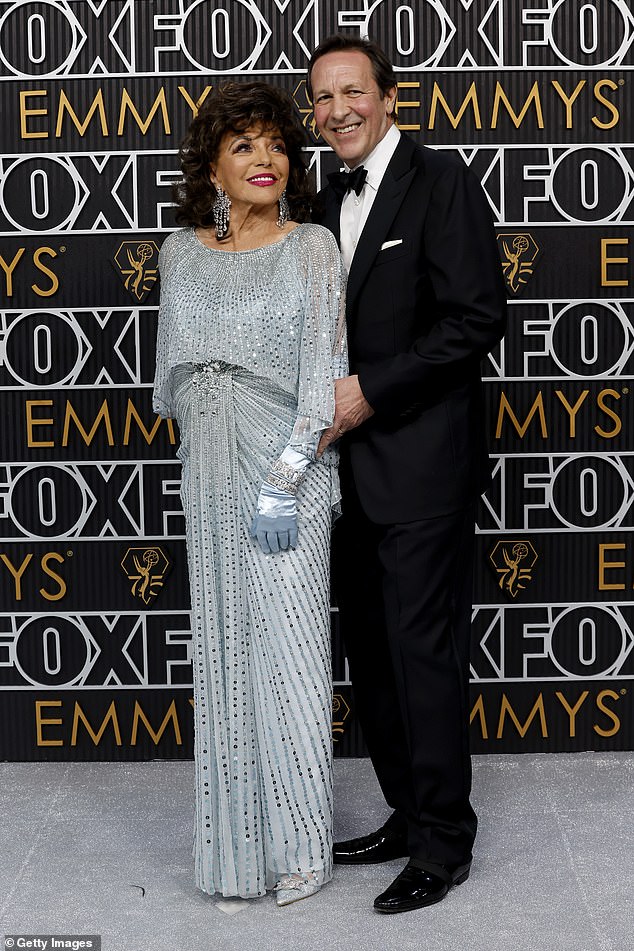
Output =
[
  {"x1": 401, "y1": 135, "x2": 467, "y2": 178},
  {"x1": 394, "y1": 137, "x2": 487, "y2": 210}
]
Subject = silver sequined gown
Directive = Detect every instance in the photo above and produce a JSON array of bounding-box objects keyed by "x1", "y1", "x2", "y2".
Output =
[{"x1": 153, "y1": 224, "x2": 347, "y2": 898}]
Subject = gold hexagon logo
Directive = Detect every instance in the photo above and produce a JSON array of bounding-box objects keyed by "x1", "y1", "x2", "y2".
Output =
[
  {"x1": 489, "y1": 540, "x2": 538, "y2": 599},
  {"x1": 121, "y1": 546, "x2": 172, "y2": 605},
  {"x1": 497, "y1": 232, "x2": 540, "y2": 295},
  {"x1": 114, "y1": 240, "x2": 160, "y2": 302},
  {"x1": 292, "y1": 79, "x2": 321, "y2": 142},
  {"x1": 332, "y1": 692, "x2": 351, "y2": 742}
]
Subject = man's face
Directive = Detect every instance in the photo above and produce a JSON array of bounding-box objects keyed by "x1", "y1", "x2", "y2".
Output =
[{"x1": 311, "y1": 50, "x2": 397, "y2": 169}]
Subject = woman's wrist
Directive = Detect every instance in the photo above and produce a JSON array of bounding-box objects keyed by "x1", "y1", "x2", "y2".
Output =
[{"x1": 266, "y1": 445, "x2": 312, "y2": 494}]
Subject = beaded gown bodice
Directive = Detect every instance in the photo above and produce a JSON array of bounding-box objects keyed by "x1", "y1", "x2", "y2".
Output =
[{"x1": 153, "y1": 224, "x2": 346, "y2": 456}]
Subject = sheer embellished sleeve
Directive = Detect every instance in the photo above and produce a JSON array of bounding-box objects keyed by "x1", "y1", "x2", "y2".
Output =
[
  {"x1": 152, "y1": 235, "x2": 177, "y2": 419},
  {"x1": 289, "y1": 225, "x2": 347, "y2": 458}
]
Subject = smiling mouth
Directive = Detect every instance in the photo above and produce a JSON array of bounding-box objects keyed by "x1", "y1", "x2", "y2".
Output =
[
  {"x1": 333, "y1": 123, "x2": 361, "y2": 136},
  {"x1": 248, "y1": 175, "x2": 277, "y2": 185}
]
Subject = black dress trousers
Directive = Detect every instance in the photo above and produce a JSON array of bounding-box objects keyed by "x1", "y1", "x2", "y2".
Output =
[{"x1": 332, "y1": 471, "x2": 478, "y2": 868}]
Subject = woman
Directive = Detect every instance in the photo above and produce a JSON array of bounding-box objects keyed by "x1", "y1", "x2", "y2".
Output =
[{"x1": 153, "y1": 82, "x2": 346, "y2": 905}]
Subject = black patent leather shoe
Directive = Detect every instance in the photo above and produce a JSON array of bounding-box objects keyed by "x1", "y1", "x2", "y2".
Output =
[
  {"x1": 373, "y1": 860, "x2": 471, "y2": 914},
  {"x1": 333, "y1": 826, "x2": 409, "y2": 865}
]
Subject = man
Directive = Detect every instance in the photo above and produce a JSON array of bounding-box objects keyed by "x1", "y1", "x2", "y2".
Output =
[{"x1": 309, "y1": 36, "x2": 507, "y2": 914}]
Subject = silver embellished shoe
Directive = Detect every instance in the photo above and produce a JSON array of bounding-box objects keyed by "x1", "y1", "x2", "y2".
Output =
[{"x1": 274, "y1": 872, "x2": 321, "y2": 906}]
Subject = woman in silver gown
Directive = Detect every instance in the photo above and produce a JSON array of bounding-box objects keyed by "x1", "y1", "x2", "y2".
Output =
[{"x1": 153, "y1": 83, "x2": 346, "y2": 905}]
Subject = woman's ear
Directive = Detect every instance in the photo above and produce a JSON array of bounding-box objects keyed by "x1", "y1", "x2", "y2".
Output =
[{"x1": 209, "y1": 163, "x2": 219, "y2": 189}]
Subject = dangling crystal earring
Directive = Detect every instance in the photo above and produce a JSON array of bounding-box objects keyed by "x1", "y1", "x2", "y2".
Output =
[
  {"x1": 277, "y1": 189, "x2": 289, "y2": 229},
  {"x1": 213, "y1": 185, "x2": 231, "y2": 239}
]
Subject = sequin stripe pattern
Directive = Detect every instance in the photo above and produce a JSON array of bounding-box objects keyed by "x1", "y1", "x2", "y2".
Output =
[
  {"x1": 243, "y1": 545, "x2": 334, "y2": 889},
  {"x1": 235, "y1": 372, "x2": 334, "y2": 887},
  {"x1": 174, "y1": 364, "x2": 333, "y2": 898},
  {"x1": 235, "y1": 386, "x2": 334, "y2": 889},
  {"x1": 174, "y1": 363, "x2": 265, "y2": 897}
]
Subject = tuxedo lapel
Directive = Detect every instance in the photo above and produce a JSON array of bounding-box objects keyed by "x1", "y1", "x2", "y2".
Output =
[
  {"x1": 319, "y1": 186, "x2": 341, "y2": 247},
  {"x1": 346, "y1": 136, "x2": 418, "y2": 313}
]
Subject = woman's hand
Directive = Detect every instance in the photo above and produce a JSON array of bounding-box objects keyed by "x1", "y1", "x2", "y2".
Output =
[{"x1": 250, "y1": 483, "x2": 298, "y2": 554}]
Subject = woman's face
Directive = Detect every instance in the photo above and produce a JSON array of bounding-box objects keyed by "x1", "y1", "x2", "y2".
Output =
[{"x1": 210, "y1": 125, "x2": 290, "y2": 212}]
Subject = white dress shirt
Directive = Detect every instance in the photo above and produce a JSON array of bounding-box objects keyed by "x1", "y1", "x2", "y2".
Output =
[{"x1": 339, "y1": 123, "x2": 401, "y2": 272}]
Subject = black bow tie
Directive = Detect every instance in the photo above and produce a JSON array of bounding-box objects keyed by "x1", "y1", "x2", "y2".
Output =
[{"x1": 328, "y1": 166, "x2": 368, "y2": 199}]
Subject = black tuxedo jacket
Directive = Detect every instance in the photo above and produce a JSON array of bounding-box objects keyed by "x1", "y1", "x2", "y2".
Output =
[{"x1": 318, "y1": 134, "x2": 507, "y2": 524}]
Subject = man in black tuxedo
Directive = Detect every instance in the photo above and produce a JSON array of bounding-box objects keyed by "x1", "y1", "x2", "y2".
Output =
[{"x1": 310, "y1": 35, "x2": 507, "y2": 913}]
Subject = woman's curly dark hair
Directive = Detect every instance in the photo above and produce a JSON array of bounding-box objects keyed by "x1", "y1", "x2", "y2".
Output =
[{"x1": 173, "y1": 81, "x2": 314, "y2": 228}]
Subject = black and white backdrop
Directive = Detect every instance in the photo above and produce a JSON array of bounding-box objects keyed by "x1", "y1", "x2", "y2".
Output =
[{"x1": 0, "y1": 0, "x2": 633, "y2": 759}]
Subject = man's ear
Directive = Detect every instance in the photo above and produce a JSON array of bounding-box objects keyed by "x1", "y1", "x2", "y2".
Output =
[{"x1": 386, "y1": 85, "x2": 398, "y2": 117}]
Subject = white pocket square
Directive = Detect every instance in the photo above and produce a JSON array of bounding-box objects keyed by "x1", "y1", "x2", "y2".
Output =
[{"x1": 380, "y1": 239, "x2": 403, "y2": 250}]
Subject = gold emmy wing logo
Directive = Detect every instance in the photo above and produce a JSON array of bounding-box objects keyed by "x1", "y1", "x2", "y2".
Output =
[
  {"x1": 114, "y1": 240, "x2": 159, "y2": 302},
  {"x1": 498, "y1": 233, "x2": 540, "y2": 295},
  {"x1": 121, "y1": 546, "x2": 171, "y2": 605},
  {"x1": 489, "y1": 540, "x2": 538, "y2": 598},
  {"x1": 332, "y1": 693, "x2": 351, "y2": 742},
  {"x1": 291, "y1": 79, "x2": 320, "y2": 141}
]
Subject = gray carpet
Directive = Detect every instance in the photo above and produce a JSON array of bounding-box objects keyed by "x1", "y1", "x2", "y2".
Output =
[{"x1": 1, "y1": 753, "x2": 632, "y2": 951}]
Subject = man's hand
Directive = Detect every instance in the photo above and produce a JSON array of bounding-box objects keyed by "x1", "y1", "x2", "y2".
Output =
[{"x1": 317, "y1": 375, "x2": 374, "y2": 457}]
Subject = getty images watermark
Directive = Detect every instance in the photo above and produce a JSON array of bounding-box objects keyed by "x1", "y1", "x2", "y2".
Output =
[{"x1": 4, "y1": 938, "x2": 101, "y2": 950}]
